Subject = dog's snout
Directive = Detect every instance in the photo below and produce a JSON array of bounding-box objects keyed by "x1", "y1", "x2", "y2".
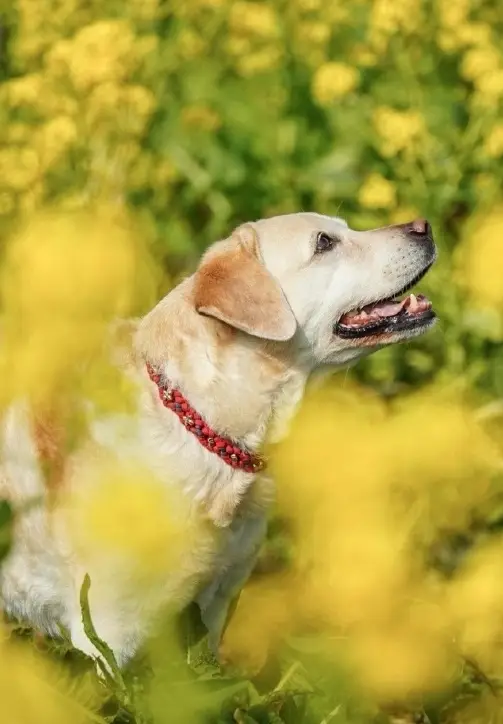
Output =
[{"x1": 403, "y1": 218, "x2": 432, "y2": 238}]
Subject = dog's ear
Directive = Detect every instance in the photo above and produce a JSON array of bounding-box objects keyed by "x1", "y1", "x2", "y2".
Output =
[{"x1": 194, "y1": 225, "x2": 296, "y2": 342}]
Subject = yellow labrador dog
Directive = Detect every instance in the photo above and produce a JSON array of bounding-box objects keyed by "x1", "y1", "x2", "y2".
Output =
[{"x1": 0, "y1": 213, "x2": 436, "y2": 667}]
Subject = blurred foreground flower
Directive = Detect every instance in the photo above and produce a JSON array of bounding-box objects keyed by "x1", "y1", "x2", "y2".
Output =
[
  {"x1": 66, "y1": 458, "x2": 206, "y2": 582},
  {"x1": 0, "y1": 206, "x2": 158, "y2": 410},
  {"x1": 456, "y1": 206, "x2": 503, "y2": 310},
  {"x1": 225, "y1": 380, "x2": 502, "y2": 702},
  {"x1": 0, "y1": 631, "x2": 101, "y2": 724}
]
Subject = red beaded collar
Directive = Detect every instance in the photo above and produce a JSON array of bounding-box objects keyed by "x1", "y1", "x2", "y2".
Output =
[{"x1": 146, "y1": 362, "x2": 265, "y2": 474}]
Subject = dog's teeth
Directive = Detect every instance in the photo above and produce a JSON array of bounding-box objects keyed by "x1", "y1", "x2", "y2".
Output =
[{"x1": 408, "y1": 293, "x2": 419, "y2": 312}]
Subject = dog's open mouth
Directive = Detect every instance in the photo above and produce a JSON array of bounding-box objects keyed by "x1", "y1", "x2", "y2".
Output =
[{"x1": 335, "y1": 292, "x2": 435, "y2": 339}]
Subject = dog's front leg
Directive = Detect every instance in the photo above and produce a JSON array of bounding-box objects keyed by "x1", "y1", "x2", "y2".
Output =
[{"x1": 196, "y1": 513, "x2": 267, "y2": 655}]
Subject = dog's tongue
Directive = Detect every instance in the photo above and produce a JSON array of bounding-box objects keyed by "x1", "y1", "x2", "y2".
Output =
[{"x1": 339, "y1": 293, "x2": 430, "y2": 326}]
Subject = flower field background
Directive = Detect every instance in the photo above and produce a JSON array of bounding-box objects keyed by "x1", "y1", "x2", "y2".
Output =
[{"x1": 1, "y1": 0, "x2": 503, "y2": 722}]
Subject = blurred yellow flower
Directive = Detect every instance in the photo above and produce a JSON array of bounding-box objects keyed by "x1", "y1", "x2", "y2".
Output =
[
  {"x1": 371, "y1": 0, "x2": 420, "y2": 35},
  {"x1": 476, "y1": 69, "x2": 503, "y2": 103},
  {"x1": 455, "y1": 21, "x2": 493, "y2": 47},
  {"x1": 0, "y1": 208, "x2": 156, "y2": 405},
  {"x1": 67, "y1": 20, "x2": 138, "y2": 91},
  {"x1": 258, "y1": 381, "x2": 500, "y2": 698},
  {"x1": 35, "y1": 116, "x2": 78, "y2": 170},
  {"x1": 68, "y1": 459, "x2": 199, "y2": 578},
  {"x1": 237, "y1": 48, "x2": 282, "y2": 76},
  {"x1": 312, "y1": 62, "x2": 359, "y2": 105},
  {"x1": 461, "y1": 46, "x2": 501, "y2": 81},
  {"x1": 0, "y1": 635, "x2": 100, "y2": 724},
  {"x1": 0, "y1": 147, "x2": 40, "y2": 192},
  {"x1": 484, "y1": 124, "x2": 503, "y2": 158},
  {"x1": 0, "y1": 192, "x2": 15, "y2": 216},
  {"x1": 373, "y1": 106, "x2": 426, "y2": 157},
  {"x1": 230, "y1": 2, "x2": 279, "y2": 39},
  {"x1": 128, "y1": 0, "x2": 160, "y2": 21},
  {"x1": 295, "y1": 0, "x2": 323, "y2": 10},
  {"x1": 447, "y1": 542, "x2": 503, "y2": 674},
  {"x1": 359, "y1": 173, "x2": 396, "y2": 209},
  {"x1": 3, "y1": 73, "x2": 45, "y2": 107},
  {"x1": 457, "y1": 207, "x2": 503, "y2": 310},
  {"x1": 297, "y1": 21, "x2": 330, "y2": 45},
  {"x1": 437, "y1": 0, "x2": 470, "y2": 28}
]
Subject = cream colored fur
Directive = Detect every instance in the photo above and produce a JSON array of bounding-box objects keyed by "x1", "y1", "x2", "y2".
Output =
[{"x1": 0, "y1": 212, "x2": 436, "y2": 667}]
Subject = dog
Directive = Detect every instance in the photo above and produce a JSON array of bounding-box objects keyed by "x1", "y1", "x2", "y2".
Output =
[{"x1": 0, "y1": 212, "x2": 437, "y2": 668}]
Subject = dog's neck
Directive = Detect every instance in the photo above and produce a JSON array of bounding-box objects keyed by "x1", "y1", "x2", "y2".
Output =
[
  {"x1": 135, "y1": 280, "x2": 313, "y2": 453},
  {"x1": 123, "y1": 281, "x2": 313, "y2": 527}
]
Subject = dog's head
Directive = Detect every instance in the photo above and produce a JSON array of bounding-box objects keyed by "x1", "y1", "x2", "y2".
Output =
[{"x1": 194, "y1": 212, "x2": 437, "y2": 367}]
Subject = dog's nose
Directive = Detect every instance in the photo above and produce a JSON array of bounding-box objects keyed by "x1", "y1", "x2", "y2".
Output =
[{"x1": 403, "y1": 218, "x2": 432, "y2": 238}]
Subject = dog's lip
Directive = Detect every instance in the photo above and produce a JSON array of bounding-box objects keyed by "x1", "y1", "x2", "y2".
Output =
[
  {"x1": 338, "y1": 292, "x2": 432, "y2": 326},
  {"x1": 333, "y1": 260, "x2": 436, "y2": 338},
  {"x1": 335, "y1": 303, "x2": 436, "y2": 339}
]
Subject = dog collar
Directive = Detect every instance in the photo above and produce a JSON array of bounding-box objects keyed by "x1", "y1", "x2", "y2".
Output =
[{"x1": 146, "y1": 362, "x2": 265, "y2": 474}]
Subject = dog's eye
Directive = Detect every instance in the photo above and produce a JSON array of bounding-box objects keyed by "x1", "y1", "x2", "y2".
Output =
[{"x1": 315, "y1": 232, "x2": 335, "y2": 254}]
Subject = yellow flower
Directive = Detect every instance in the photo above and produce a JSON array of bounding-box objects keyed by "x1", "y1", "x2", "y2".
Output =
[
  {"x1": 455, "y1": 22, "x2": 493, "y2": 47},
  {"x1": 230, "y1": 2, "x2": 279, "y2": 39},
  {"x1": 0, "y1": 634, "x2": 100, "y2": 724},
  {"x1": 373, "y1": 106, "x2": 426, "y2": 157},
  {"x1": 476, "y1": 69, "x2": 503, "y2": 100},
  {"x1": 67, "y1": 20, "x2": 137, "y2": 91},
  {"x1": 461, "y1": 46, "x2": 501, "y2": 81},
  {"x1": 437, "y1": 0, "x2": 470, "y2": 28},
  {"x1": 484, "y1": 124, "x2": 503, "y2": 158},
  {"x1": 298, "y1": 21, "x2": 331, "y2": 46},
  {"x1": 35, "y1": 116, "x2": 78, "y2": 169},
  {"x1": 5, "y1": 123, "x2": 32, "y2": 143},
  {"x1": 123, "y1": 85, "x2": 157, "y2": 130},
  {"x1": 312, "y1": 62, "x2": 359, "y2": 105},
  {"x1": 359, "y1": 173, "x2": 396, "y2": 209},
  {"x1": 0, "y1": 147, "x2": 40, "y2": 191},
  {"x1": 44, "y1": 39, "x2": 72, "y2": 79},
  {"x1": 265, "y1": 381, "x2": 498, "y2": 698},
  {"x1": 458, "y1": 207, "x2": 503, "y2": 309},
  {"x1": 3, "y1": 73, "x2": 45, "y2": 107},
  {"x1": 127, "y1": 0, "x2": 160, "y2": 21},
  {"x1": 436, "y1": 31, "x2": 461, "y2": 54},
  {"x1": 369, "y1": 0, "x2": 422, "y2": 46},
  {"x1": 0, "y1": 192, "x2": 15, "y2": 216},
  {"x1": 0, "y1": 208, "x2": 156, "y2": 405},
  {"x1": 295, "y1": 0, "x2": 322, "y2": 10},
  {"x1": 236, "y1": 48, "x2": 282, "y2": 76},
  {"x1": 68, "y1": 460, "x2": 202, "y2": 579},
  {"x1": 18, "y1": 183, "x2": 44, "y2": 215}
]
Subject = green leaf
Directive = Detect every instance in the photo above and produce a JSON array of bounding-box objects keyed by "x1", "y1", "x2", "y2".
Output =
[{"x1": 79, "y1": 574, "x2": 127, "y2": 697}]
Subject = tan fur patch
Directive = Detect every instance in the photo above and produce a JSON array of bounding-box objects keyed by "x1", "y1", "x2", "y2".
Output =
[
  {"x1": 32, "y1": 411, "x2": 66, "y2": 497},
  {"x1": 194, "y1": 230, "x2": 296, "y2": 342}
]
